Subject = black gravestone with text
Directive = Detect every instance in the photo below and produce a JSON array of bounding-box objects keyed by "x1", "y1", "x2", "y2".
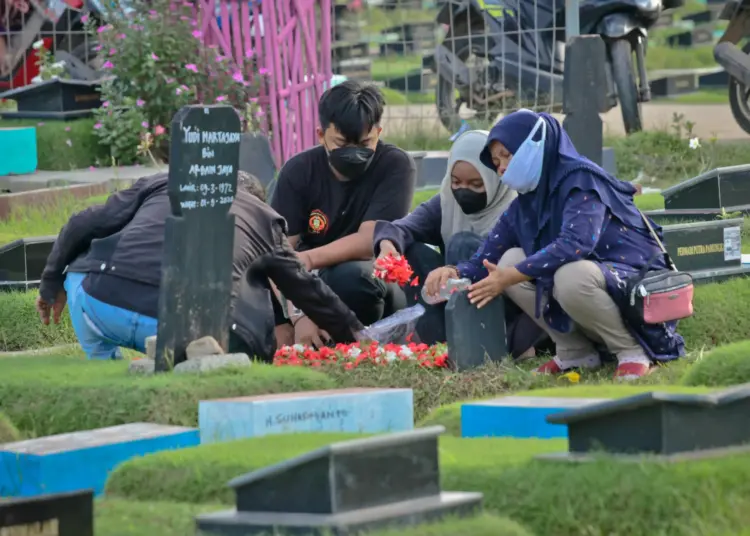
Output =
[
  {"x1": 154, "y1": 105, "x2": 241, "y2": 372},
  {"x1": 0, "y1": 490, "x2": 93, "y2": 536},
  {"x1": 662, "y1": 164, "x2": 750, "y2": 210},
  {"x1": 445, "y1": 292, "x2": 507, "y2": 370}
]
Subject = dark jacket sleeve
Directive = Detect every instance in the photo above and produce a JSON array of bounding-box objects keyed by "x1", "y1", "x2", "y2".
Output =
[
  {"x1": 39, "y1": 176, "x2": 164, "y2": 303},
  {"x1": 262, "y1": 223, "x2": 365, "y2": 341},
  {"x1": 373, "y1": 194, "x2": 442, "y2": 255}
]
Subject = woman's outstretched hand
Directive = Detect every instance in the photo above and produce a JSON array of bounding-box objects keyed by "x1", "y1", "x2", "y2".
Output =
[{"x1": 468, "y1": 260, "x2": 508, "y2": 309}]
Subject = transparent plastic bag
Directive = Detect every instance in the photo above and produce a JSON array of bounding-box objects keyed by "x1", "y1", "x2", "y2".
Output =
[{"x1": 355, "y1": 304, "x2": 425, "y2": 345}]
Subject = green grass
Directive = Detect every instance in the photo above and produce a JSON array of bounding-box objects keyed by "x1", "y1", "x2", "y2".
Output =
[
  {"x1": 105, "y1": 432, "x2": 750, "y2": 536},
  {"x1": 0, "y1": 291, "x2": 78, "y2": 351},
  {"x1": 372, "y1": 55, "x2": 424, "y2": 81},
  {"x1": 0, "y1": 411, "x2": 21, "y2": 442},
  {"x1": 665, "y1": 89, "x2": 729, "y2": 105},
  {"x1": 381, "y1": 87, "x2": 436, "y2": 105},
  {"x1": 94, "y1": 499, "x2": 531, "y2": 536},
  {"x1": 0, "y1": 193, "x2": 110, "y2": 245},
  {"x1": 0, "y1": 117, "x2": 110, "y2": 171},
  {"x1": 682, "y1": 340, "x2": 750, "y2": 387}
]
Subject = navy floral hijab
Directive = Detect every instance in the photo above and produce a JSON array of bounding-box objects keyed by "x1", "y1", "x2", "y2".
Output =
[{"x1": 480, "y1": 110, "x2": 649, "y2": 253}]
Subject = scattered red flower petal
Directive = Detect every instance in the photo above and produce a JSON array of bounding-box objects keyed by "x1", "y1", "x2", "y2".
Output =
[{"x1": 373, "y1": 254, "x2": 415, "y2": 287}]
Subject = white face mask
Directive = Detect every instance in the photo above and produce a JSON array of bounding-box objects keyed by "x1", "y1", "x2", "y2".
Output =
[{"x1": 499, "y1": 118, "x2": 546, "y2": 194}]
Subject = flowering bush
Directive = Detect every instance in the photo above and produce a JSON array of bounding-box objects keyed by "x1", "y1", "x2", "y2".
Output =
[
  {"x1": 86, "y1": 0, "x2": 263, "y2": 163},
  {"x1": 274, "y1": 341, "x2": 449, "y2": 369}
]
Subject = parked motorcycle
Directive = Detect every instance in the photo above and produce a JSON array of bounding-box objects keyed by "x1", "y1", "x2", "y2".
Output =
[
  {"x1": 714, "y1": 0, "x2": 750, "y2": 135},
  {"x1": 430, "y1": 0, "x2": 680, "y2": 134}
]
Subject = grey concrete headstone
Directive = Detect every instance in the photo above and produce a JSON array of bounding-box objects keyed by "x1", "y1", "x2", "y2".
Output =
[{"x1": 238, "y1": 133, "x2": 277, "y2": 189}]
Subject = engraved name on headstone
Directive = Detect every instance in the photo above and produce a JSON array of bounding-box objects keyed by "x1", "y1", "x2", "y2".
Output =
[{"x1": 155, "y1": 105, "x2": 241, "y2": 372}]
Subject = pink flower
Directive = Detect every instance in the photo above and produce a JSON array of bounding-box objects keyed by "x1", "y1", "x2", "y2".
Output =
[
  {"x1": 232, "y1": 71, "x2": 244, "y2": 83},
  {"x1": 102, "y1": 101, "x2": 109, "y2": 108},
  {"x1": 117, "y1": 33, "x2": 126, "y2": 39},
  {"x1": 89, "y1": 166, "x2": 96, "y2": 171},
  {"x1": 102, "y1": 60, "x2": 113, "y2": 69},
  {"x1": 256, "y1": 108, "x2": 265, "y2": 117},
  {"x1": 154, "y1": 125, "x2": 165, "y2": 136},
  {"x1": 141, "y1": 121, "x2": 149, "y2": 128},
  {"x1": 81, "y1": 14, "x2": 89, "y2": 23},
  {"x1": 64, "y1": 126, "x2": 71, "y2": 132},
  {"x1": 93, "y1": 44, "x2": 102, "y2": 51},
  {"x1": 245, "y1": 48, "x2": 254, "y2": 58},
  {"x1": 165, "y1": 77, "x2": 175, "y2": 84},
  {"x1": 136, "y1": 99, "x2": 145, "y2": 107},
  {"x1": 109, "y1": 48, "x2": 117, "y2": 56},
  {"x1": 216, "y1": 55, "x2": 225, "y2": 62},
  {"x1": 215, "y1": 95, "x2": 227, "y2": 102},
  {"x1": 258, "y1": 67, "x2": 270, "y2": 75},
  {"x1": 185, "y1": 64, "x2": 198, "y2": 73},
  {"x1": 249, "y1": 97, "x2": 258, "y2": 103},
  {"x1": 94, "y1": 123, "x2": 102, "y2": 129},
  {"x1": 96, "y1": 25, "x2": 110, "y2": 33},
  {"x1": 151, "y1": 53, "x2": 159, "y2": 61},
  {"x1": 192, "y1": 30, "x2": 202, "y2": 38},
  {"x1": 175, "y1": 87, "x2": 182, "y2": 95},
  {"x1": 148, "y1": 9, "x2": 157, "y2": 15}
]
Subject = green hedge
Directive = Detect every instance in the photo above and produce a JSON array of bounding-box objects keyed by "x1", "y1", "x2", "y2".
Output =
[
  {"x1": 95, "y1": 500, "x2": 531, "y2": 536},
  {"x1": 0, "y1": 118, "x2": 109, "y2": 171},
  {"x1": 0, "y1": 292, "x2": 77, "y2": 352},
  {"x1": 105, "y1": 433, "x2": 750, "y2": 536},
  {"x1": 0, "y1": 411, "x2": 20, "y2": 443},
  {"x1": 0, "y1": 355, "x2": 335, "y2": 437}
]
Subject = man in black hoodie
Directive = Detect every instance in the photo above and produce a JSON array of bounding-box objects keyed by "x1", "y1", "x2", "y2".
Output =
[{"x1": 36, "y1": 171, "x2": 363, "y2": 361}]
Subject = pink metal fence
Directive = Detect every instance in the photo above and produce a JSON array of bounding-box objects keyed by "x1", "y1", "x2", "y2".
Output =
[{"x1": 198, "y1": 0, "x2": 332, "y2": 166}]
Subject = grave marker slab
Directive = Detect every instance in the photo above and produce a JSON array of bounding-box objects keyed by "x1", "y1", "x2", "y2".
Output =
[
  {"x1": 0, "y1": 424, "x2": 199, "y2": 497},
  {"x1": 650, "y1": 73, "x2": 697, "y2": 97},
  {"x1": 155, "y1": 105, "x2": 241, "y2": 372},
  {"x1": 196, "y1": 426, "x2": 483, "y2": 535},
  {"x1": 445, "y1": 291, "x2": 507, "y2": 370},
  {"x1": 0, "y1": 490, "x2": 93, "y2": 536},
  {"x1": 0, "y1": 236, "x2": 56, "y2": 292},
  {"x1": 199, "y1": 388, "x2": 414, "y2": 444},
  {"x1": 332, "y1": 58, "x2": 372, "y2": 82},
  {"x1": 461, "y1": 396, "x2": 608, "y2": 439},
  {"x1": 384, "y1": 70, "x2": 437, "y2": 93},
  {"x1": 562, "y1": 35, "x2": 609, "y2": 164},
  {"x1": 543, "y1": 384, "x2": 750, "y2": 461},
  {"x1": 662, "y1": 164, "x2": 750, "y2": 210},
  {"x1": 662, "y1": 218, "x2": 743, "y2": 272},
  {"x1": 666, "y1": 26, "x2": 714, "y2": 47},
  {"x1": 698, "y1": 68, "x2": 728, "y2": 88},
  {"x1": 0, "y1": 127, "x2": 37, "y2": 176},
  {"x1": 332, "y1": 42, "x2": 370, "y2": 62},
  {"x1": 238, "y1": 133, "x2": 276, "y2": 189},
  {"x1": 682, "y1": 10, "x2": 717, "y2": 24}
]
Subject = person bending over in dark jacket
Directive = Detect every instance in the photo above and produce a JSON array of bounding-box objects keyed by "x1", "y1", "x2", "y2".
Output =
[{"x1": 35, "y1": 171, "x2": 363, "y2": 362}]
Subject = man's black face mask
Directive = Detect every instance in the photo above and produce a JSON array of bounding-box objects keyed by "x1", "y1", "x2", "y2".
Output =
[{"x1": 326, "y1": 145, "x2": 375, "y2": 180}]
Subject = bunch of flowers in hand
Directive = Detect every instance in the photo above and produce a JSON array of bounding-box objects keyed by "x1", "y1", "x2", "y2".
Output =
[
  {"x1": 274, "y1": 341, "x2": 449, "y2": 369},
  {"x1": 31, "y1": 39, "x2": 66, "y2": 83},
  {"x1": 85, "y1": 0, "x2": 263, "y2": 163},
  {"x1": 373, "y1": 253, "x2": 419, "y2": 287}
]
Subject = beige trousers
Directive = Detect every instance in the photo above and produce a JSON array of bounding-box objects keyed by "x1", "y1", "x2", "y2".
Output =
[{"x1": 499, "y1": 248, "x2": 647, "y2": 367}]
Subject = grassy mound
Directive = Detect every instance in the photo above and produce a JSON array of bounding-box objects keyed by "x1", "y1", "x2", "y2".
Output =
[
  {"x1": 0, "y1": 291, "x2": 77, "y2": 352},
  {"x1": 106, "y1": 433, "x2": 750, "y2": 536},
  {"x1": 682, "y1": 340, "x2": 750, "y2": 387},
  {"x1": 0, "y1": 412, "x2": 20, "y2": 443},
  {"x1": 95, "y1": 499, "x2": 530, "y2": 536},
  {"x1": 0, "y1": 355, "x2": 335, "y2": 437}
]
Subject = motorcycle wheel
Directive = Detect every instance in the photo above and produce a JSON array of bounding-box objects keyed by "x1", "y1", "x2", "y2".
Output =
[
  {"x1": 728, "y1": 42, "x2": 750, "y2": 136},
  {"x1": 609, "y1": 38, "x2": 643, "y2": 134}
]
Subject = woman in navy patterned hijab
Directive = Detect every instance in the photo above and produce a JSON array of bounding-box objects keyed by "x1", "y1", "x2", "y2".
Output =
[{"x1": 423, "y1": 110, "x2": 684, "y2": 380}]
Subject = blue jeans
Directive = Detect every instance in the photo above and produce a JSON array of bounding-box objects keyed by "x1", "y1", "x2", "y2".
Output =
[{"x1": 64, "y1": 272, "x2": 158, "y2": 360}]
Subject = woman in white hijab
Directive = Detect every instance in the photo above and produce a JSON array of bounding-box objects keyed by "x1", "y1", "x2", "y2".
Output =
[{"x1": 373, "y1": 130, "x2": 517, "y2": 344}]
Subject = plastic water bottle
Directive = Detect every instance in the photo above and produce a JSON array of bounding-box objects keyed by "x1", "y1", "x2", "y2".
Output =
[{"x1": 421, "y1": 278, "x2": 471, "y2": 305}]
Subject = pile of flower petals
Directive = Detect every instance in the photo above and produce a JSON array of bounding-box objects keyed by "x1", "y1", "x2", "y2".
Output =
[{"x1": 273, "y1": 341, "x2": 449, "y2": 369}]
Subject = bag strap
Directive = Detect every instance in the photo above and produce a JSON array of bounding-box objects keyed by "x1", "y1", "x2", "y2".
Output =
[{"x1": 638, "y1": 210, "x2": 678, "y2": 272}]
